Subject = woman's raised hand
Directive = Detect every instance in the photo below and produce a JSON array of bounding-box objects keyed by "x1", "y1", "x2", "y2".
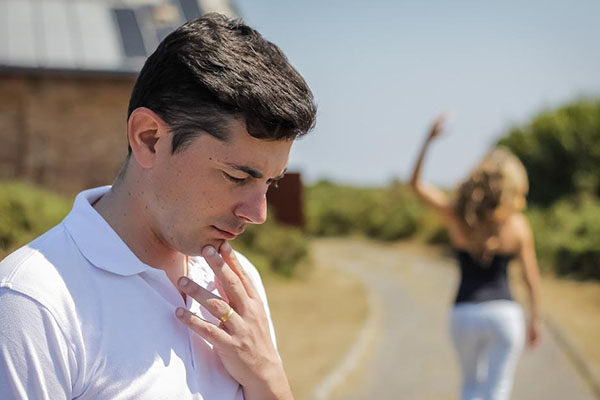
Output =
[{"x1": 427, "y1": 112, "x2": 449, "y2": 141}]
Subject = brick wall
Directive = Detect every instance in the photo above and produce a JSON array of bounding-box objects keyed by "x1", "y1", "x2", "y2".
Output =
[
  {"x1": 0, "y1": 73, "x2": 135, "y2": 195},
  {"x1": 0, "y1": 73, "x2": 303, "y2": 227}
]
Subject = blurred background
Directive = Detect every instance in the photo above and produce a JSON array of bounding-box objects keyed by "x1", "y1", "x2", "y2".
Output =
[{"x1": 1, "y1": 1, "x2": 599, "y2": 399}]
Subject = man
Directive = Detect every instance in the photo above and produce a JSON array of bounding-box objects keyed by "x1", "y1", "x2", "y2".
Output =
[{"x1": 0, "y1": 13, "x2": 316, "y2": 400}]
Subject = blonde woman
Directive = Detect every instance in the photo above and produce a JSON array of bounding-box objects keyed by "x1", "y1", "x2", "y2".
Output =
[{"x1": 410, "y1": 114, "x2": 541, "y2": 400}]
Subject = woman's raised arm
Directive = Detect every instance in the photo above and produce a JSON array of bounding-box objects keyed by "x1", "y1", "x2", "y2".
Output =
[{"x1": 409, "y1": 113, "x2": 452, "y2": 215}]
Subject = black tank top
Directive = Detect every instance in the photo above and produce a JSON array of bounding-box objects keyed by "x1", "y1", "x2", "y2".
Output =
[{"x1": 454, "y1": 249, "x2": 515, "y2": 304}]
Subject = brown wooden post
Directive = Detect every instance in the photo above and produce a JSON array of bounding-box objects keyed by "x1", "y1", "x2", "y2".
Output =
[{"x1": 266, "y1": 172, "x2": 304, "y2": 228}]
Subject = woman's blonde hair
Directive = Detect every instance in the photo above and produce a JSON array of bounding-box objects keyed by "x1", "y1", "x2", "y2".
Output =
[{"x1": 454, "y1": 146, "x2": 529, "y2": 258}]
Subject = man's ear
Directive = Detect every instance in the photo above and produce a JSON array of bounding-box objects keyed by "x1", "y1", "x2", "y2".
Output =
[{"x1": 127, "y1": 107, "x2": 170, "y2": 169}]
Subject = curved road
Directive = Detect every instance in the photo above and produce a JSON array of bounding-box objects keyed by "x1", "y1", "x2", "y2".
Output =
[{"x1": 313, "y1": 238, "x2": 597, "y2": 400}]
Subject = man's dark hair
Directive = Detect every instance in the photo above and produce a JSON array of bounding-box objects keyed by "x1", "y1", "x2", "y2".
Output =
[{"x1": 127, "y1": 13, "x2": 317, "y2": 154}]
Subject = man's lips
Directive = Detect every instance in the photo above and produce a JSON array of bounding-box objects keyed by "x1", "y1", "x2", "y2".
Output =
[{"x1": 212, "y1": 225, "x2": 244, "y2": 239}]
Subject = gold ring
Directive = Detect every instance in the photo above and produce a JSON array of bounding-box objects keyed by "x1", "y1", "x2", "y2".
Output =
[{"x1": 219, "y1": 305, "x2": 234, "y2": 323}]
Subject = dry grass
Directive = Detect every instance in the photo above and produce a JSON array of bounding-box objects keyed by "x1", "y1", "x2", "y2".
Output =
[
  {"x1": 511, "y1": 270, "x2": 600, "y2": 382},
  {"x1": 402, "y1": 239, "x2": 600, "y2": 388},
  {"x1": 264, "y1": 239, "x2": 600, "y2": 398},
  {"x1": 264, "y1": 258, "x2": 368, "y2": 400},
  {"x1": 394, "y1": 239, "x2": 600, "y2": 386},
  {"x1": 396, "y1": 242, "x2": 600, "y2": 381}
]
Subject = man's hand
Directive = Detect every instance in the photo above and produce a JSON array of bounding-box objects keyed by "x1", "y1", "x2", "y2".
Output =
[{"x1": 175, "y1": 242, "x2": 293, "y2": 400}]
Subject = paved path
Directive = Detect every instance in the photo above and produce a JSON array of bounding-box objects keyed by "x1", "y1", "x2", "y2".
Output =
[{"x1": 313, "y1": 238, "x2": 597, "y2": 400}]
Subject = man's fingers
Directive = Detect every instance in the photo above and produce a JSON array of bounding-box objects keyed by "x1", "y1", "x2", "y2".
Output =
[
  {"x1": 215, "y1": 279, "x2": 229, "y2": 303},
  {"x1": 177, "y1": 277, "x2": 243, "y2": 333},
  {"x1": 201, "y1": 246, "x2": 248, "y2": 313},
  {"x1": 178, "y1": 276, "x2": 219, "y2": 303},
  {"x1": 205, "y1": 297, "x2": 243, "y2": 333},
  {"x1": 175, "y1": 307, "x2": 231, "y2": 344},
  {"x1": 220, "y1": 242, "x2": 259, "y2": 299}
]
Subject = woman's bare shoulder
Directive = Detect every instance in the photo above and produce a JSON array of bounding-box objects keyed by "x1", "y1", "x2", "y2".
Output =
[
  {"x1": 441, "y1": 207, "x2": 470, "y2": 247},
  {"x1": 508, "y1": 212, "x2": 531, "y2": 229},
  {"x1": 505, "y1": 212, "x2": 534, "y2": 242}
]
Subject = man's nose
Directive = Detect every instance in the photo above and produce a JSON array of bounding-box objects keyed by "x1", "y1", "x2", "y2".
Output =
[{"x1": 234, "y1": 191, "x2": 268, "y2": 225}]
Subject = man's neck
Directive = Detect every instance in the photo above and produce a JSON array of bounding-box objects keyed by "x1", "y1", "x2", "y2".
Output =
[{"x1": 93, "y1": 180, "x2": 187, "y2": 284}]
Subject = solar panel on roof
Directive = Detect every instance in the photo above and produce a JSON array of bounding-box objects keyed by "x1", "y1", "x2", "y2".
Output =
[
  {"x1": 136, "y1": 5, "x2": 161, "y2": 55},
  {"x1": 113, "y1": 8, "x2": 147, "y2": 58},
  {"x1": 0, "y1": 0, "x2": 237, "y2": 73},
  {"x1": 178, "y1": 0, "x2": 202, "y2": 22},
  {"x1": 156, "y1": 26, "x2": 174, "y2": 42}
]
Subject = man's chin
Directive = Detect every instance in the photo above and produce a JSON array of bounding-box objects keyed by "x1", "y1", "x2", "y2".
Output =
[
  {"x1": 214, "y1": 239, "x2": 227, "y2": 252},
  {"x1": 178, "y1": 238, "x2": 223, "y2": 258},
  {"x1": 197, "y1": 238, "x2": 226, "y2": 255}
]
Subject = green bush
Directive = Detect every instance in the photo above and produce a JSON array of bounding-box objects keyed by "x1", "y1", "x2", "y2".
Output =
[
  {"x1": 498, "y1": 98, "x2": 600, "y2": 279},
  {"x1": 304, "y1": 181, "x2": 369, "y2": 236},
  {"x1": 499, "y1": 99, "x2": 600, "y2": 206},
  {"x1": 304, "y1": 99, "x2": 600, "y2": 281},
  {"x1": 417, "y1": 210, "x2": 449, "y2": 245},
  {"x1": 0, "y1": 181, "x2": 71, "y2": 258},
  {"x1": 0, "y1": 180, "x2": 309, "y2": 278},
  {"x1": 305, "y1": 180, "x2": 436, "y2": 242},
  {"x1": 233, "y1": 216, "x2": 309, "y2": 277},
  {"x1": 527, "y1": 197, "x2": 600, "y2": 280}
]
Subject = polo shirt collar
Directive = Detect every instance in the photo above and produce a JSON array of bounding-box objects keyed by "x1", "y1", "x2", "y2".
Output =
[{"x1": 63, "y1": 186, "x2": 150, "y2": 276}]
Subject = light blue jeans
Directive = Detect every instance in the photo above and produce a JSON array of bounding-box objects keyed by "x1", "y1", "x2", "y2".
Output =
[{"x1": 450, "y1": 300, "x2": 525, "y2": 400}]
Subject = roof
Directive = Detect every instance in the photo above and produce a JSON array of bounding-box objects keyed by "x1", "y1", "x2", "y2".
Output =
[{"x1": 0, "y1": 0, "x2": 238, "y2": 76}]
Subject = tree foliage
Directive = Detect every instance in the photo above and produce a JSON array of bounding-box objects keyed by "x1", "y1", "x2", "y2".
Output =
[
  {"x1": 498, "y1": 99, "x2": 600, "y2": 206},
  {"x1": 499, "y1": 98, "x2": 600, "y2": 279}
]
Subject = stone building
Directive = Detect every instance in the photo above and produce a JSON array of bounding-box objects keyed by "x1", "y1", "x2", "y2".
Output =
[{"x1": 0, "y1": 0, "x2": 237, "y2": 194}]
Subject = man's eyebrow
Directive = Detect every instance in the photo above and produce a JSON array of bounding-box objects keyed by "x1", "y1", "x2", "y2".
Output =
[
  {"x1": 226, "y1": 163, "x2": 263, "y2": 179},
  {"x1": 225, "y1": 163, "x2": 287, "y2": 181},
  {"x1": 268, "y1": 168, "x2": 288, "y2": 183}
]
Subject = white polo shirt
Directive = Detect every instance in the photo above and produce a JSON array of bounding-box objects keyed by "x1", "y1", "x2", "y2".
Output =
[{"x1": 0, "y1": 186, "x2": 277, "y2": 400}]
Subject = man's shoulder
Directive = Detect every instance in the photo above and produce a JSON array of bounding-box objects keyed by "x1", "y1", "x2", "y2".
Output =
[
  {"x1": 0, "y1": 223, "x2": 83, "y2": 311},
  {"x1": 1, "y1": 223, "x2": 64, "y2": 277}
]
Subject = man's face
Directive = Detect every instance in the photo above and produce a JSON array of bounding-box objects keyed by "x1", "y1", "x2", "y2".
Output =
[{"x1": 147, "y1": 119, "x2": 292, "y2": 255}]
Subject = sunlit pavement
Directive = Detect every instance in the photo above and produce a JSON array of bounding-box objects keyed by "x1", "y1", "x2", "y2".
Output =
[{"x1": 313, "y1": 238, "x2": 597, "y2": 400}]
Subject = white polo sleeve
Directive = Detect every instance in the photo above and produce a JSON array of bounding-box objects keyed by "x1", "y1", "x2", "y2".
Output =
[{"x1": 0, "y1": 288, "x2": 75, "y2": 400}]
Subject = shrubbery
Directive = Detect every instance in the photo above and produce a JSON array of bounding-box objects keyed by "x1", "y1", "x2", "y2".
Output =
[
  {"x1": 233, "y1": 216, "x2": 309, "y2": 277},
  {"x1": 3, "y1": 99, "x2": 597, "y2": 279},
  {"x1": 499, "y1": 99, "x2": 600, "y2": 206},
  {"x1": 527, "y1": 197, "x2": 600, "y2": 280},
  {"x1": 0, "y1": 181, "x2": 309, "y2": 277},
  {"x1": 0, "y1": 181, "x2": 72, "y2": 259},
  {"x1": 305, "y1": 180, "x2": 446, "y2": 243},
  {"x1": 303, "y1": 98, "x2": 600, "y2": 280},
  {"x1": 499, "y1": 98, "x2": 600, "y2": 279},
  {"x1": 305, "y1": 177, "x2": 600, "y2": 280}
]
